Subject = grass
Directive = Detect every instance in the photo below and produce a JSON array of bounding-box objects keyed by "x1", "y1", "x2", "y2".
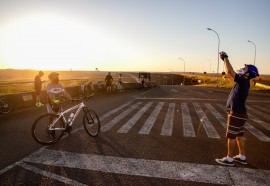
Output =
[
  {"x1": 0, "y1": 71, "x2": 269, "y2": 96},
  {"x1": 185, "y1": 73, "x2": 270, "y2": 91}
]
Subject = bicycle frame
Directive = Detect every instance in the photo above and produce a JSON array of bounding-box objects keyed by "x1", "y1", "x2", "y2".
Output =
[{"x1": 49, "y1": 101, "x2": 87, "y2": 131}]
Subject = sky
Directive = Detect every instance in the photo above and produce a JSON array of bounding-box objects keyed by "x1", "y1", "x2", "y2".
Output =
[{"x1": 0, "y1": 0, "x2": 269, "y2": 74}]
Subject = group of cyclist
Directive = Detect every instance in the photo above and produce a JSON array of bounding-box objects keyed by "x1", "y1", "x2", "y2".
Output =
[{"x1": 35, "y1": 71, "x2": 117, "y2": 114}]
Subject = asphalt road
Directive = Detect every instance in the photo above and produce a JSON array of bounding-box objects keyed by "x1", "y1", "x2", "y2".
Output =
[{"x1": 0, "y1": 85, "x2": 270, "y2": 185}]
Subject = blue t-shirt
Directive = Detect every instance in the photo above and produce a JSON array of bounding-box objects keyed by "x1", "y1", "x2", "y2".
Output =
[{"x1": 226, "y1": 74, "x2": 250, "y2": 113}]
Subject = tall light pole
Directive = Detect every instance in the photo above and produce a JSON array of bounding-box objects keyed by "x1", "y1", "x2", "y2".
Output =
[
  {"x1": 207, "y1": 28, "x2": 220, "y2": 87},
  {"x1": 179, "y1": 58, "x2": 186, "y2": 85},
  {"x1": 248, "y1": 40, "x2": 256, "y2": 66},
  {"x1": 178, "y1": 58, "x2": 185, "y2": 73}
]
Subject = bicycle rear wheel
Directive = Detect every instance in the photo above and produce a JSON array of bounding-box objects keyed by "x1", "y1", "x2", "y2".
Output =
[
  {"x1": 0, "y1": 98, "x2": 12, "y2": 114},
  {"x1": 83, "y1": 109, "x2": 100, "y2": 137},
  {"x1": 31, "y1": 113, "x2": 65, "y2": 145}
]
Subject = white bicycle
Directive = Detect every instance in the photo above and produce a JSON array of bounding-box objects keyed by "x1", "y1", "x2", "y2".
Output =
[{"x1": 31, "y1": 98, "x2": 100, "y2": 145}]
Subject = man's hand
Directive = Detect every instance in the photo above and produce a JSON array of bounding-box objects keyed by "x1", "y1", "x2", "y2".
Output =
[{"x1": 220, "y1": 51, "x2": 228, "y2": 61}]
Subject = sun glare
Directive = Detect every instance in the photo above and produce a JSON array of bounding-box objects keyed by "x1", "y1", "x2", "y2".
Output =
[{"x1": 0, "y1": 14, "x2": 113, "y2": 70}]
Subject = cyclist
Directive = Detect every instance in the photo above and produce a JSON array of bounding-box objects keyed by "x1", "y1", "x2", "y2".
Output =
[
  {"x1": 46, "y1": 72, "x2": 73, "y2": 135},
  {"x1": 34, "y1": 71, "x2": 44, "y2": 107},
  {"x1": 215, "y1": 51, "x2": 259, "y2": 166},
  {"x1": 140, "y1": 75, "x2": 145, "y2": 89},
  {"x1": 105, "y1": 72, "x2": 113, "y2": 93},
  {"x1": 46, "y1": 72, "x2": 72, "y2": 114}
]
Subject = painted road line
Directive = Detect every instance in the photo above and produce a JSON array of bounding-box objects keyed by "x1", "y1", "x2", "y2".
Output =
[
  {"x1": 19, "y1": 162, "x2": 87, "y2": 186},
  {"x1": 181, "y1": 103, "x2": 196, "y2": 137},
  {"x1": 247, "y1": 105, "x2": 270, "y2": 121},
  {"x1": 139, "y1": 102, "x2": 164, "y2": 134},
  {"x1": 99, "y1": 101, "x2": 133, "y2": 121},
  {"x1": 193, "y1": 103, "x2": 220, "y2": 139},
  {"x1": 205, "y1": 103, "x2": 226, "y2": 129},
  {"x1": 118, "y1": 102, "x2": 153, "y2": 133},
  {"x1": 160, "y1": 102, "x2": 175, "y2": 136},
  {"x1": 134, "y1": 97, "x2": 270, "y2": 103},
  {"x1": 217, "y1": 104, "x2": 270, "y2": 142},
  {"x1": 101, "y1": 102, "x2": 142, "y2": 132},
  {"x1": 248, "y1": 112, "x2": 270, "y2": 130},
  {"x1": 24, "y1": 149, "x2": 270, "y2": 185}
]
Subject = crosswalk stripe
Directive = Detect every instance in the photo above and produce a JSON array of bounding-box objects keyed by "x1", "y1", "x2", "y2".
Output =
[
  {"x1": 217, "y1": 104, "x2": 270, "y2": 142},
  {"x1": 100, "y1": 100, "x2": 270, "y2": 142},
  {"x1": 205, "y1": 103, "x2": 226, "y2": 129},
  {"x1": 248, "y1": 112, "x2": 270, "y2": 130},
  {"x1": 244, "y1": 124, "x2": 270, "y2": 142},
  {"x1": 247, "y1": 105, "x2": 270, "y2": 121},
  {"x1": 20, "y1": 163, "x2": 87, "y2": 186},
  {"x1": 160, "y1": 103, "x2": 175, "y2": 136},
  {"x1": 24, "y1": 149, "x2": 270, "y2": 185},
  {"x1": 101, "y1": 102, "x2": 142, "y2": 132},
  {"x1": 181, "y1": 103, "x2": 196, "y2": 137},
  {"x1": 99, "y1": 101, "x2": 133, "y2": 122},
  {"x1": 118, "y1": 102, "x2": 153, "y2": 133},
  {"x1": 139, "y1": 102, "x2": 164, "y2": 134},
  {"x1": 193, "y1": 103, "x2": 220, "y2": 138}
]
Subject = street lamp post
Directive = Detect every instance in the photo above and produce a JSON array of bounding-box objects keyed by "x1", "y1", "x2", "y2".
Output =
[
  {"x1": 179, "y1": 58, "x2": 186, "y2": 85},
  {"x1": 207, "y1": 28, "x2": 220, "y2": 87},
  {"x1": 248, "y1": 40, "x2": 256, "y2": 66}
]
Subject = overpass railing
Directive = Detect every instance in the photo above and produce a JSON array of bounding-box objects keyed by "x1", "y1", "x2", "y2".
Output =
[{"x1": 0, "y1": 77, "x2": 138, "y2": 96}]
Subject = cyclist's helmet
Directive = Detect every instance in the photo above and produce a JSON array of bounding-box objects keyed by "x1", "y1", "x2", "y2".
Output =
[
  {"x1": 245, "y1": 64, "x2": 259, "y2": 79},
  {"x1": 48, "y1": 72, "x2": 59, "y2": 80},
  {"x1": 48, "y1": 72, "x2": 60, "y2": 83}
]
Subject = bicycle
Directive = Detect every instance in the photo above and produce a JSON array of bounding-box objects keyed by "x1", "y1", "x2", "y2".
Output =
[
  {"x1": 0, "y1": 97, "x2": 13, "y2": 114},
  {"x1": 31, "y1": 98, "x2": 100, "y2": 145}
]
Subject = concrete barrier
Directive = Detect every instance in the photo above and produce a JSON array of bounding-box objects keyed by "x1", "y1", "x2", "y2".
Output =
[
  {"x1": 255, "y1": 83, "x2": 270, "y2": 90},
  {"x1": 2, "y1": 81, "x2": 158, "y2": 110}
]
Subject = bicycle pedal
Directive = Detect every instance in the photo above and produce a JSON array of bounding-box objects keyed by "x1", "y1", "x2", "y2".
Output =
[{"x1": 65, "y1": 125, "x2": 72, "y2": 133}]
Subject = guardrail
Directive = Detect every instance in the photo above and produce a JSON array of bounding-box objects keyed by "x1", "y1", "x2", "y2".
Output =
[
  {"x1": 0, "y1": 77, "x2": 139, "y2": 96},
  {"x1": 0, "y1": 79, "x2": 158, "y2": 111}
]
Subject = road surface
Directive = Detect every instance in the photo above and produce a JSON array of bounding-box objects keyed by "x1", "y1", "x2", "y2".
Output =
[{"x1": 0, "y1": 85, "x2": 270, "y2": 185}]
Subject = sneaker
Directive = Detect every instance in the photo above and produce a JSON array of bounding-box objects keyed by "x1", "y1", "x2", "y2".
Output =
[
  {"x1": 233, "y1": 155, "x2": 247, "y2": 165},
  {"x1": 215, "y1": 157, "x2": 234, "y2": 166},
  {"x1": 36, "y1": 103, "x2": 44, "y2": 107}
]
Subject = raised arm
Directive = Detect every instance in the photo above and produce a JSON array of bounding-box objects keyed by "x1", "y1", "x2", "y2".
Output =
[{"x1": 220, "y1": 52, "x2": 236, "y2": 79}]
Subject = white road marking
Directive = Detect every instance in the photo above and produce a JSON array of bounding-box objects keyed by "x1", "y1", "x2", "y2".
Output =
[
  {"x1": 205, "y1": 103, "x2": 226, "y2": 128},
  {"x1": 19, "y1": 162, "x2": 87, "y2": 186},
  {"x1": 171, "y1": 89, "x2": 178, "y2": 92},
  {"x1": 139, "y1": 102, "x2": 164, "y2": 134},
  {"x1": 248, "y1": 112, "x2": 270, "y2": 130},
  {"x1": 101, "y1": 102, "x2": 142, "y2": 132},
  {"x1": 135, "y1": 98, "x2": 270, "y2": 103},
  {"x1": 193, "y1": 103, "x2": 220, "y2": 138},
  {"x1": 247, "y1": 105, "x2": 270, "y2": 121},
  {"x1": 99, "y1": 101, "x2": 133, "y2": 121},
  {"x1": 160, "y1": 102, "x2": 175, "y2": 136},
  {"x1": 181, "y1": 103, "x2": 196, "y2": 137},
  {"x1": 118, "y1": 102, "x2": 153, "y2": 133},
  {"x1": 23, "y1": 149, "x2": 270, "y2": 186},
  {"x1": 217, "y1": 104, "x2": 270, "y2": 142}
]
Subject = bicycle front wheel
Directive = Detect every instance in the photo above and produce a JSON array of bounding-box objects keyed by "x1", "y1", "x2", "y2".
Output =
[
  {"x1": 83, "y1": 110, "x2": 100, "y2": 137},
  {"x1": 31, "y1": 113, "x2": 65, "y2": 145}
]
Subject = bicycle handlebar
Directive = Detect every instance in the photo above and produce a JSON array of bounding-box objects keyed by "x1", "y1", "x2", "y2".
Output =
[{"x1": 71, "y1": 98, "x2": 84, "y2": 103}]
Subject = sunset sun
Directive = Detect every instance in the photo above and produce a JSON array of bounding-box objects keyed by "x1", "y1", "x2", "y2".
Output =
[{"x1": 0, "y1": 14, "x2": 107, "y2": 70}]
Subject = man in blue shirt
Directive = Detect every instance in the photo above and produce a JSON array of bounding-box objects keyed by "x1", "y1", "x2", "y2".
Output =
[{"x1": 215, "y1": 51, "x2": 259, "y2": 166}]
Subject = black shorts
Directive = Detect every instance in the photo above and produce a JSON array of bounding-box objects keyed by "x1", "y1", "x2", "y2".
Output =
[{"x1": 226, "y1": 111, "x2": 248, "y2": 139}]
